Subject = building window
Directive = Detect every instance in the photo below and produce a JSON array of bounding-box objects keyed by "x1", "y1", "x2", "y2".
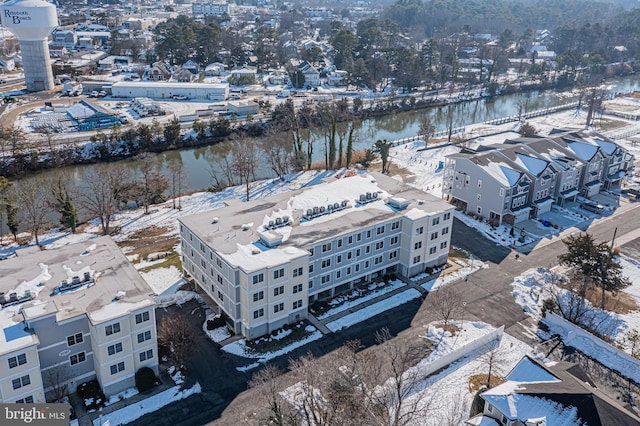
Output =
[
  {"x1": 252, "y1": 273, "x2": 264, "y2": 284},
  {"x1": 389, "y1": 251, "x2": 398, "y2": 260},
  {"x1": 108, "y1": 342, "x2": 123, "y2": 356},
  {"x1": 8, "y1": 354, "x2": 27, "y2": 369},
  {"x1": 414, "y1": 241, "x2": 422, "y2": 250},
  {"x1": 355, "y1": 264, "x2": 360, "y2": 272},
  {"x1": 309, "y1": 264, "x2": 314, "y2": 273},
  {"x1": 487, "y1": 405, "x2": 493, "y2": 413},
  {"x1": 293, "y1": 300, "x2": 303, "y2": 309},
  {"x1": 429, "y1": 247, "x2": 437, "y2": 254},
  {"x1": 499, "y1": 188, "x2": 505, "y2": 197},
  {"x1": 376, "y1": 241, "x2": 384, "y2": 250},
  {"x1": 431, "y1": 232, "x2": 438, "y2": 240},
  {"x1": 217, "y1": 275, "x2": 223, "y2": 284},
  {"x1": 392, "y1": 221, "x2": 400, "y2": 230},
  {"x1": 253, "y1": 291, "x2": 264, "y2": 302},
  {"x1": 322, "y1": 259, "x2": 331, "y2": 268},
  {"x1": 416, "y1": 226, "x2": 424, "y2": 235},
  {"x1": 336, "y1": 270, "x2": 341, "y2": 279},
  {"x1": 139, "y1": 349, "x2": 153, "y2": 362},
  {"x1": 376, "y1": 226, "x2": 384, "y2": 235},
  {"x1": 413, "y1": 256, "x2": 421, "y2": 264},
  {"x1": 432, "y1": 217, "x2": 440, "y2": 226},
  {"x1": 390, "y1": 236, "x2": 399, "y2": 245},
  {"x1": 253, "y1": 308, "x2": 264, "y2": 319},
  {"x1": 309, "y1": 248, "x2": 314, "y2": 256},
  {"x1": 70, "y1": 352, "x2": 86, "y2": 365},
  {"x1": 293, "y1": 267, "x2": 303, "y2": 277},
  {"x1": 366, "y1": 230, "x2": 371, "y2": 238},
  {"x1": 477, "y1": 206, "x2": 482, "y2": 214},
  {"x1": 274, "y1": 303, "x2": 284, "y2": 313},
  {"x1": 110, "y1": 362, "x2": 125, "y2": 375},
  {"x1": 309, "y1": 280, "x2": 314, "y2": 289},
  {"x1": 67, "y1": 332, "x2": 83, "y2": 347},
  {"x1": 442, "y1": 227, "x2": 449, "y2": 235},
  {"x1": 135, "y1": 311, "x2": 150, "y2": 324},
  {"x1": 444, "y1": 212, "x2": 451, "y2": 220},
  {"x1": 478, "y1": 179, "x2": 482, "y2": 188},
  {"x1": 348, "y1": 236, "x2": 353, "y2": 244},
  {"x1": 347, "y1": 267, "x2": 351, "y2": 275},
  {"x1": 374, "y1": 256, "x2": 382, "y2": 265},
  {"x1": 365, "y1": 246, "x2": 371, "y2": 254},
  {"x1": 347, "y1": 251, "x2": 353, "y2": 260},
  {"x1": 356, "y1": 233, "x2": 362, "y2": 242},
  {"x1": 274, "y1": 286, "x2": 285, "y2": 296},
  {"x1": 364, "y1": 260, "x2": 370, "y2": 268},
  {"x1": 16, "y1": 396, "x2": 34, "y2": 404},
  {"x1": 321, "y1": 274, "x2": 330, "y2": 284},
  {"x1": 337, "y1": 255, "x2": 342, "y2": 263},
  {"x1": 477, "y1": 194, "x2": 481, "y2": 201},
  {"x1": 11, "y1": 375, "x2": 30, "y2": 390},
  {"x1": 440, "y1": 241, "x2": 448, "y2": 249},
  {"x1": 273, "y1": 268, "x2": 285, "y2": 279},
  {"x1": 105, "y1": 323, "x2": 121, "y2": 336},
  {"x1": 216, "y1": 257, "x2": 222, "y2": 268},
  {"x1": 337, "y1": 239, "x2": 343, "y2": 248},
  {"x1": 218, "y1": 291, "x2": 224, "y2": 301},
  {"x1": 322, "y1": 243, "x2": 331, "y2": 252},
  {"x1": 293, "y1": 283, "x2": 303, "y2": 293},
  {"x1": 137, "y1": 330, "x2": 152, "y2": 343}
]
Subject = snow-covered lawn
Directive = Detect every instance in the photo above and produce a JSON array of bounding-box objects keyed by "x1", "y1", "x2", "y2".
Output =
[
  {"x1": 316, "y1": 279, "x2": 406, "y2": 320},
  {"x1": 325, "y1": 288, "x2": 422, "y2": 332},
  {"x1": 91, "y1": 383, "x2": 201, "y2": 426},
  {"x1": 222, "y1": 325, "x2": 322, "y2": 367},
  {"x1": 418, "y1": 257, "x2": 487, "y2": 291},
  {"x1": 105, "y1": 388, "x2": 139, "y2": 407},
  {"x1": 202, "y1": 310, "x2": 231, "y2": 343},
  {"x1": 510, "y1": 264, "x2": 640, "y2": 353}
]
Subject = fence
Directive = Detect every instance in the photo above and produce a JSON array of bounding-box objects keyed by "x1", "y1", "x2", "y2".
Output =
[
  {"x1": 417, "y1": 325, "x2": 505, "y2": 378},
  {"x1": 543, "y1": 312, "x2": 640, "y2": 383},
  {"x1": 378, "y1": 102, "x2": 581, "y2": 150}
]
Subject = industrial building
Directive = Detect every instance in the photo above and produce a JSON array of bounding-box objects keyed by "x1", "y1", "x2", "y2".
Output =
[
  {"x1": 227, "y1": 100, "x2": 260, "y2": 117},
  {"x1": 0, "y1": 0, "x2": 58, "y2": 91},
  {"x1": 179, "y1": 172, "x2": 454, "y2": 339},
  {"x1": 111, "y1": 81, "x2": 229, "y2": 101},
  {"x1": 0, "y1": 237, "x2": 158, "y2": 403},
  {"x1": 67, "y1": 100, "x2": 120, "y2": 130}
]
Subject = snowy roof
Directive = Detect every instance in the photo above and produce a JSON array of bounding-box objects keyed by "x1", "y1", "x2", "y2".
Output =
[
  {"x1": 506, "y1": 356, "x2": 560, "y2": 383},
  {"x1": 0, "y1": 237, "x2": 155, "y2": 341},
  {"x1": 590, "y1": 138, "x2": 617, "y2": 156},
  {"x1": 485, "y1": 162, "x2": 522, "y2": 187},
  {"x1": 482, "y1": 393, "x2": 581, "y2": 425},
  {"x1": 179, "y1": 172, "x2": 452, "y2": 273},
  {"x1": 561, "y1": 139, "x2": 600, "y2": 162},
  {"x1": 112, "y1": 81, "x2": 228, "y2": 91},
  {"x1": 513, "y1": 152, "x2": 548, "y2": 177}
]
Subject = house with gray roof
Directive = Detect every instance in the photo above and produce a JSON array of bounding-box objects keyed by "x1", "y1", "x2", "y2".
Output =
[{"x1": 467, "y1": 355, "x2": 640, "y2": 426}]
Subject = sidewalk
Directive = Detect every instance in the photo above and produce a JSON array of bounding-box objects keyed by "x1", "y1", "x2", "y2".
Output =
[{"x1": 75, "y1": 369, "x2": 176, "y2": 426}]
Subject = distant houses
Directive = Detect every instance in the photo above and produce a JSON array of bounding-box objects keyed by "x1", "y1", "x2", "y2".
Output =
[{"x1": 442, "y1": 129, "x2": 634, "y2": 225}]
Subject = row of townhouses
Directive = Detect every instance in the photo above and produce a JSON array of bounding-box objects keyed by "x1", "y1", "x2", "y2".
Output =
[
  {"x1": 179, "y1": 172, "x2": 454, "y2": 339},
  {"x1": 0, "y1": 237, "x2": 158, "y2": 404},
  {"x1": 443, "y1": 129, "x2": 633, "y2": 225}
]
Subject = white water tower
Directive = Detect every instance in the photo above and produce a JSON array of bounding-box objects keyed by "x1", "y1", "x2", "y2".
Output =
[{"x1": 0, "y1": 0, "x2": 58, "y2": 91}]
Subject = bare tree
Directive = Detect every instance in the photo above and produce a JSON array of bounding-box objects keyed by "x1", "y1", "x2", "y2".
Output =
[
  {"x1": 135, "y1": 153, "x2": 167, "y2": 214},
  {"x1": 479, "y1": 340, "x2": 508, "y2": 389},
  {"x1": 207, "y1": 143, "x2": 235, "y2": 189},
  {"x1": 418, "y1": 114, "x2": 435, "y2": 144},
  {"x1": 167, "y1": 156, "x2": 185, "y2": 209},
  {"x1": 11, "y1": 176, "x2": 50, "y2": 246},
  {"x1": 249, "y1": 364, "x2": 298, "y2": 426},
  {"x1": 44, "y1": 364, "x2": 70, "y2": 403},
  {"x1": 230, "y1": 133, "x2": 259, "y2": 201},
  {"x1": 79, "y1": 164, "x2": 129, "y2": 235},
  {"x1": 426, "y1": 286, "x2": 463, "y2": 329},
  {"x1": 261, "y1": 133, "x2": 294, "y2": 180},
  {"x1": 157, "y1": 315, "x2": 195, "y2": 369}
]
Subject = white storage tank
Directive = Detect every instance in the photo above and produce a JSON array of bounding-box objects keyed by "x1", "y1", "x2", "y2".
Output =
[{"x1": 0, "y1": 0, "x2": 58, "y2": 91}]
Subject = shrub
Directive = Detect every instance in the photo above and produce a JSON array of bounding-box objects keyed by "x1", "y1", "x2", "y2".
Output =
[
  {"x1": 541, "y1": 298, "x2": 557, "y2": 317},
  {"x1": 77, "y1": 379, "x2": 105, "y2": 410},
  {"x1": 469, "y1": 389, "x2": 485, "y2": 417},
  {"x1": 135, "y1": 367, "x2": 159, "y2": 393},
  {"x1": 207, "y1": 315, "x2": 226, "y2": 330}
]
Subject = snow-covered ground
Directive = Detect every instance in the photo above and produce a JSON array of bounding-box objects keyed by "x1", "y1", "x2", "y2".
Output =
[
  {"x1": 419, "y1": 257, "x2": 488, "y2": 291},
  {"x1": 316, "y1": 279, "x2": 406, "y2": 320},
  {"x1": 510, "y1": 263, "x2": 640, "y2": 353},
  {"x1": 222, "y1": 324, "x2": 322, "y2": 368},
  {"x1": 325, "y1": 289, "x2": 422, "y2": 332},
  {"x1": 90, "y1": 383, "x2": 201, "y2": 426},
  {"x1": 202, "y1": 310, "x2": 231, "y2": 343}
]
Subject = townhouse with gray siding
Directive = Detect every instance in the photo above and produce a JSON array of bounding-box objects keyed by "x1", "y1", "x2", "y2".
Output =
[
  {"x1": 0, "y1": 237, "x2": 157, "y2": 403},
  {"x1": 179, "y1": 172, "x2": 454, "y2": 340},
  {"x1": 443, "y1": 129, "x2": 632, "y2": 225}
]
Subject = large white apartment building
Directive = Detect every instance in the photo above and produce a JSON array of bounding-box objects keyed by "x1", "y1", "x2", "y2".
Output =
[
  {"x1": 179, "y1": 172, "x2": 454, "y2": 339},
  {"x1": 0, "y1": 237, "x2": 158, "y2": 403}
]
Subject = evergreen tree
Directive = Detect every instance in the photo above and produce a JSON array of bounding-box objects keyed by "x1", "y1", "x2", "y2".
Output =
[{"x1": 6, "y1": 203, "x2": 18, "y2": 242}]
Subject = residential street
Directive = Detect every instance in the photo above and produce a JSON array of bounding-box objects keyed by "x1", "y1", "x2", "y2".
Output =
[{"x1": 129, "y1": 202, "x2": 640, "y2": 426}]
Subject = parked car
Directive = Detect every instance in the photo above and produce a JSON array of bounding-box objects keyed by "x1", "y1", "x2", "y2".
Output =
[{"x1": 580, "y1": 202, "x2": 604, "y2": 214}]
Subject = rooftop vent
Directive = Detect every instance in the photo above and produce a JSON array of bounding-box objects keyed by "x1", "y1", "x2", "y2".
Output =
[
  {"x1": 302, "y1": 200, "x2": 349, "y2": 221},
  {"x1": 114, "y1": 290, "x2": 126, "y2": 301},
  {"x1": 50, "y1": 272, "x2": 95, "y2": 296},
  {"x1": 357, "y1": 192, "x2": 379, "y2": 205},
  {"x1": 264, "y1": 216, "x2": 291, "y2": 231},
  {"x1": 241, "y1": 223, "x2": 251, "y2": 231},
  {"x1": 211, "y1": 217, "x2": 219, "y2": 224},
  {"x1": 386, "y1": 197, "x2": 410, "y2": 210},
  {"x1": 0, "y1": 290, "x2": 35, "y2": 309}
]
